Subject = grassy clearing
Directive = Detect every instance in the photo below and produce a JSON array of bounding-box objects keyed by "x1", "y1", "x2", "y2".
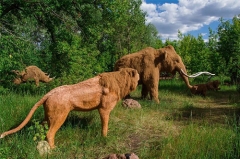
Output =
[{"x1": 0, "y1": 79, "x2": 240, "y2": 159}]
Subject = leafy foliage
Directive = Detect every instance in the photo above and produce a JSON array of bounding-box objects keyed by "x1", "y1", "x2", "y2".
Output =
[
  {"x1": 0, "y1": 0, "x2": 159, "y2": 90},
  {"x1": 217, "y1": 16, "x2": 240, "y2": 84},
  {"x1": 28, "y1": 119, "x2": 49, "y2": 142},
  {"x1": 0, "y1": 1, "x2": 239, "y2": 92}
]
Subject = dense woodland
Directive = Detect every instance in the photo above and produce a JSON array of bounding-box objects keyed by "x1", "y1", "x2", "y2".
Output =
[{"x1": 0, "y1": 0, "x2": 240, "y2": 91}]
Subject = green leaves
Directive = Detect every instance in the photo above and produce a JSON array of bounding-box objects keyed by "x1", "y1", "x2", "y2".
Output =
[
  {"x1": 28, "y1": 119, "x2": 48, "y2": 142},
  {"x1": 217, "y1": 16, "x2": 240, "y2": 83},
  {"x1": 1, "y1": 0, "x2": 239, "y2": 91}
]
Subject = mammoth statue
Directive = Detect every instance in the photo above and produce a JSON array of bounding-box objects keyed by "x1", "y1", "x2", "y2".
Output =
[
  {"x1": 1, "y1": 68, "x2": 139, "y2": 148},
  {"x1": 190, "y1": 80, "x2": 220, "y2": 97},
  {"x1": 12, "y1": 65, "x2": 54, "y2": 87},
  {"x1": 114, "y1": 45, "x2": 215, "y2": 103}
]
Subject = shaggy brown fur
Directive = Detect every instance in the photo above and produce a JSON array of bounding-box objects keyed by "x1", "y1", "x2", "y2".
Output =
[
  {"x1": 208, "y1": 80, "x2": 221, "y2": 91},
  {"x1": 103, "y1": 153, "x2": 139, "y2": 159},
  {"x1": 1, "y1": 68, "x2": 139, "y2": 149},
  {"x1": 114, "y1": 45, "x2": 192, "y2": 103},
  {"x1": 12, "y1": 65, "x2": 53, "y2": 86},
  {"x1": 191, "y1": 80, "x2": 220, "y2": 97},
  {"x1": 122, "y1": 99, "x2": 141, "y2": 109}
]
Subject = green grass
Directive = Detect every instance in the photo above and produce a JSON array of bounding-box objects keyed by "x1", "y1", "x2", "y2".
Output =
[{"x1": 0, "y1": 79, "x2": 240, "y2": 159}]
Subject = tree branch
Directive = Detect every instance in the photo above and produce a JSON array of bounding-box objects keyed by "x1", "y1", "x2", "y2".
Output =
[{"x1": 1, "y1": 3, "x2": 20, "y2": 18}]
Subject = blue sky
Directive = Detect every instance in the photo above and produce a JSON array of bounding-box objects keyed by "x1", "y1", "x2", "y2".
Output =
[{"x1": 141, "y1": 0, "x2": 240, "y2": 41}]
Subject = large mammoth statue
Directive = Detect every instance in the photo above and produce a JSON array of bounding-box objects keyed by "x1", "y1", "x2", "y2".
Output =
[
  {"x1": 12, "y1": 65, "x2": 54, "y2": 87},
  {"x1": 114, "y1": 45, "x2": 214, "y2": 103}
]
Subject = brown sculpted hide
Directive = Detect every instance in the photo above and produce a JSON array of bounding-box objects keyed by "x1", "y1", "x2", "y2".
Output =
[
  {"x1": 191, "y1": 84, "x2": 209, "y2": 97},
  {"x1": 114, "y1": 45, "x2": 192, "y2": 103},
  {"x1": 12, "y1": 65, "x2": 53, "y2": 86},
  {"x1": 1, "y1": 68, "x2": 139, "y2": 148},
  {"x1": 209, "y1": 80, "x2": 221, "y2": 91},
  {"x1": 191, "y1": 80, "x2": 220, "y2": 97}
]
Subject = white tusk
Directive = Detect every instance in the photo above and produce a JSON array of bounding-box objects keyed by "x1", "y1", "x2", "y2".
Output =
[{"x1": 181, "y1": 69, "x2": 215, "y2": 78}]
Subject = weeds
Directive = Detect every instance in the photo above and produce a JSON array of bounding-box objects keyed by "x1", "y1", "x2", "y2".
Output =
[
  {"x1": 0, "y1": 80, "x2": 240, "y2": 158},
  {"x1": 28, "y1": 119, "x2": 49, "y2": 142}
]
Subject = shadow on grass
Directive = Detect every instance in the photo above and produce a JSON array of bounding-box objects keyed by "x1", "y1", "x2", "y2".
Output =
[
  {"x1": 159, "y1": 78, "x2": 239, "y2": 100},
  {"x1": 158, "y1": 79, "x2": 188, "y2": 93},
  {"x1": 63, "y1": 113, "x2": 95, "y2": 129},
  {"x1": 4, "y1": 113, "x2": 96, "y2": 136},
  {"x1": 169, "y1": 106, "x2": 240, "y2": 126}
]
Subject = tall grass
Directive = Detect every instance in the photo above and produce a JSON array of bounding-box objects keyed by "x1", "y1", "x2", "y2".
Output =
[{"x1": 0, "y1": 79, "x2": 240, "y2": 158}]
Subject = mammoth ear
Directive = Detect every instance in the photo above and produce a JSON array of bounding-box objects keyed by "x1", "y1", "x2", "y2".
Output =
[
  {"x1": 157, "y1": 50, "x2": 168, "y2": 60},
  {"x1": 21, "y1": 72, "x2": 27, "y2": 77},
  {"x1": 163, "y1": 51, "x2": 168, "y2": 59},
  {"x1": 128, "y1": 69, "x2": 138, "y2": 77}
]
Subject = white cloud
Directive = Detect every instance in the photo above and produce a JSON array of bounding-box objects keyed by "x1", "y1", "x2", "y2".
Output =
[{"x1": 140, "y1": 0, "x2": 240, "y2": 40}]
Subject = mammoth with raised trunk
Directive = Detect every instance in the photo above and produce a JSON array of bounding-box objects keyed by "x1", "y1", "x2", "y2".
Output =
[
  {"x1": 12, "y1": 65, "x2": 54, "y2": 87},
  {"x1": 114, "y1": 45, "x2": 215, "y2": 103}
]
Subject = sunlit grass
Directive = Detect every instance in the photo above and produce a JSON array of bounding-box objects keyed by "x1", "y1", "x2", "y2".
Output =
[
  {"x1": 0, "y1": 79, "x2": 240, "y2": 158},
  {"x1": 160, "y1": 124, "x2": 238, "y2": 159}
]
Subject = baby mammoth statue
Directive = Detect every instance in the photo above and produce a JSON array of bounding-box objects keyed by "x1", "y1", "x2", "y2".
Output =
[
  {"x1": 1, "y1": 68, "x2": 139, "y2": 149},
  {"x1": 114, "y1": 45, "x2": 194, "y2": 103},
  {"x1": 191, "y1": 80, "x2": 220, "y2": 97},
  {"x1": 12, "y1": 65, "x2": 53, "y2": 87}
]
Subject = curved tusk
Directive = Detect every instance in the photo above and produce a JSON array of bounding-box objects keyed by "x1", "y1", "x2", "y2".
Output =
[{"x1": 181, "y1": 69, "x2": 215, "y2": 78}]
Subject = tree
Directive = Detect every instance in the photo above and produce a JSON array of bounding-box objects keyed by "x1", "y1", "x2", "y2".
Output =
[
  {"x1": 96, "y1": 0, "x2": 159, "y2": 71},
  {"x1": 207, "y1": 28, "x2": 224, "y2": 75},
  {"x1": 176, "y1": 31, "x2": 214, "y2": 75},
  {"x1": 217, "y1": 15, "x2": 240, "y2": 84},
  {"x1": 1, "y1": 0, "x2": 160, "y2": 89}
]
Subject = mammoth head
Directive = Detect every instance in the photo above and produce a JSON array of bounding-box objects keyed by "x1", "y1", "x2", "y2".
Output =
[
  {"x1": 119, "y1": 68, "x2": 139, "y2": 92},
  {"x1": 11, "y1": 69, "x2": 26, "y2": 84},
  {"x1": 13, "y1": 78, "x2": 22, "y2": 85},
  {"x1": 157, "y1": 45, "x2": 187, "y2": 75},
  {"x1": 156, "y1": 45, "x2": 216, "y2": 89},
  {"x1": 124, "y1": 68, "x2": 139, "y2": 81},
  {"x1": 46, "y1": 74, "x2": 54, "y2": 82},
  {"x1": 156, "y1": 45, "x2": 192, "y2": 89},
  {"x1": 11, "y1": 70, "x2": 21, "y2": 76}
]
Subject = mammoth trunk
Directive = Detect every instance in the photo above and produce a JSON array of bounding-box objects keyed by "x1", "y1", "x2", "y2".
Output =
[
  {"x1": 42, "y1": 75, "x2": 54, "y2": 83},
  {"x1": 179, "y1": 68, "x2": 193, "y2": 89},
  {"x1": 179, "y1": 69, "x2": 215, "y2": 89},
  {"x1": 45, "y1": 77, "x2": 54, "y2": 83}
]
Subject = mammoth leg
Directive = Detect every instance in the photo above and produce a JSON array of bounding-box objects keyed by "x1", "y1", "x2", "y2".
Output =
[
  {"x1": 149, "y1": 80, "x2": 160, "y2": 103},
  {"x1": 98, "y1": 108, "x2": 111, "y2": 137},
  {"x1": 46, "y1": 110, "x2": 69, "y2": 148},
  {"x1": 141, "y1": 84, "x2": 149, "y2": 99},
  {"x1": 42, "y1": 106, "x2": 50, "y2": 126},
  {"x1": 34, "y1": 78, "x2": 40, "y2": 87},
  {"x1": 149, "y1": 88, "x2": 159, "y2": 103},
  {"x1": 98, "y1": 99, "x2": 117, "y2": 136}
]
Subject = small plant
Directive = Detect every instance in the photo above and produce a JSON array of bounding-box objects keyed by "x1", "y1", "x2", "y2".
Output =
[
  {"x1": 28, "y1": 119, "x2": 48, "y2": 142},
  {"x1": 0, "y1": 147, "x2": 11, "y2": 159},
  {"x1": 0, "y1": 86, "x2": 9, "y2": 95},
  {"x1": 183, "y1": 101, "x2": 194, "y2": 110}
]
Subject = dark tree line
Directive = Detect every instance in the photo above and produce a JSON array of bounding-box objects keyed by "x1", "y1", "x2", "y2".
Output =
[
  {"x1": 0, "y1": 0, "x2": 158, "y2": 86},
  {"x1": 0, "y1": 0, "x2": 239, "y2": 91}
]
